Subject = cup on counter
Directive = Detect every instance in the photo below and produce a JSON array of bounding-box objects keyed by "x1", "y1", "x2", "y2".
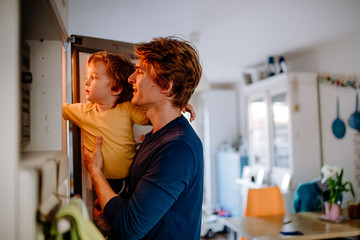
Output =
[{"x1": 348, "y1": 201, "x2": 360, "y2": 219}]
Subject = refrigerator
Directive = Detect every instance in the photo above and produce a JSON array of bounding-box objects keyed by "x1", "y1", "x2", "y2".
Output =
[{"x1": 69, "y1": 35, "x2": 152, "y2": 216}]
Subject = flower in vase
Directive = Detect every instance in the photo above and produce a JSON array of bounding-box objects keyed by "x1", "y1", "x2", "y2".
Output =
[
  {"x1": 321, "y1": 164, "x2": 341, "y2": 184},
  {"x1": 321, "y1": 164, "x2": 355, "y2": 209}
]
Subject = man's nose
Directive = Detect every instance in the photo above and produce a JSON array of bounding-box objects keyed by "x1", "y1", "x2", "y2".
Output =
[{"x1": 128, "y1": 72, "x2": 135, "y2": 84}]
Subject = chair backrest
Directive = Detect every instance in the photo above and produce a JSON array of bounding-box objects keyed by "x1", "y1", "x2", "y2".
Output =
[
  {"x1": 293, "y1": 182, "x2": 323, "y2": 213},
  {"x1": 245, "y1": 186, "x2": 286, "y2": 217}
]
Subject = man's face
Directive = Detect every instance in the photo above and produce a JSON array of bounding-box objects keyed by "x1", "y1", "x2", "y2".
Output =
[
  {"x1": 84, "y1": 61, "x2": 114, "y2": 104},
  {"x1": 128, "y1": 60, "x2": 163, "y2": 108}
]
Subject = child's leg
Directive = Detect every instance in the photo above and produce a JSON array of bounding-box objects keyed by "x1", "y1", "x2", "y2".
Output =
[{"x1": 106, "y1": 177, "x2": 130, "y2": 198}]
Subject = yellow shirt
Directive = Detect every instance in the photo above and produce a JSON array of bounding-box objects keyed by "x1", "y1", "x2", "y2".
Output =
[{"x1": 63, "y1": 102, "x2": 149, "y2": 179}]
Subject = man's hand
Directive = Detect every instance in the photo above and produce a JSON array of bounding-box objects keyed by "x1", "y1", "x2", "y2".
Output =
[
  {"x1": 94, "y1": 199, "x2": 112, "y2": 232},
  {"x1": 83, "y1": 135, "x2": 117, "y2": 210},
  {"x1": 83, "y1": 136, "x2": 104, "y2": 175}
]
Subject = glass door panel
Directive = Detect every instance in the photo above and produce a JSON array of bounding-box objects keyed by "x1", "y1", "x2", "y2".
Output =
[
  {"x1": 248, "y1": 97, "x2": 268, "y2": 167},
  {"x1": 271, "y1": 93, "x2": 290, "y2": 168}
]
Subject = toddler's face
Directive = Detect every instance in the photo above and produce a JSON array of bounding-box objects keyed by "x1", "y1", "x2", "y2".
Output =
[{"x1": 84, "y1": 62, "x2": 114, "y2": 103}]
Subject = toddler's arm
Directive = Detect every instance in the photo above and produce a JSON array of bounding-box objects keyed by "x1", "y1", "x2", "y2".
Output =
[{"x1": 182, "y1": 104, "x2": 196, "y2": 122}]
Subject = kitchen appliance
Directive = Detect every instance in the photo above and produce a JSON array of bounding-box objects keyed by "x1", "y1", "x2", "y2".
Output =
[{"x1": 69, "y1": 35, "x2": 151, "y2": 215}]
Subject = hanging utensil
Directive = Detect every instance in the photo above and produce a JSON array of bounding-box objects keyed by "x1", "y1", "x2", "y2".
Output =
[
  {"x1": 332, "y1": 96, "x2": 346, "y2": 139},
  {"x1": 348, "y1": 93, "x2": 360, "y2": 131}
]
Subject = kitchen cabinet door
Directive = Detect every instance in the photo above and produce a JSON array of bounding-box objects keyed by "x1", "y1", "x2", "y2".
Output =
[
  {"x1": 270, "y1": 92, "x2": 290, "y2": 169},
  {"x1": 248, "y1": 94, "x2": 270, "y2": 169},
  {"x1": 244, "y1": 73, "x2": 321, "y2": 191}
]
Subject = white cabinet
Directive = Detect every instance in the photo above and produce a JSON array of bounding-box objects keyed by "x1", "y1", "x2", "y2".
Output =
[
  {"x1": 50, "y1": 0, "x2": 69, "y2": 35},
  {"x1": 244, "y1": 73, "x2": 322, "y2": 191},
  {"x1": 21, "y1": 0, "x2": 68, "y2": 153},
  {"x1": 21, "y1": 40, "x2": 64, "y2": 152}
]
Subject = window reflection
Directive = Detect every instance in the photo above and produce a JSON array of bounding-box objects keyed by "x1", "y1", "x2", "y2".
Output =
[
  {"x1": 249, "y1": 98, "x2": 268, "y2": 167},
  {"x1": 271, "y1": 93, "x2": 290, "y2": 168}
]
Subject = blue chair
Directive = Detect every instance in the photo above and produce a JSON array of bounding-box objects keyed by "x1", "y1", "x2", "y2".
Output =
[
  {"x1": 293, "y1": 181, "x2": 343, "y2": 213},
  {"x1": 293, "y1": 182, "x2": 324, "y2": 213}
]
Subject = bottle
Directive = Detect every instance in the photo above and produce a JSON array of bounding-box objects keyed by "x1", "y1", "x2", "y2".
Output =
[
  {"x1": 278, "y1": 56, "x2": 287, "y2": 73},
  {"x1": 267, "y1": 56, "x2": 276, "y2": 77}
]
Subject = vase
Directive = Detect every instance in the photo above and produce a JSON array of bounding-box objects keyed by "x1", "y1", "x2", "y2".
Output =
[{"x1": 325, "y1": 201, "x2": 341, "y2": 220}]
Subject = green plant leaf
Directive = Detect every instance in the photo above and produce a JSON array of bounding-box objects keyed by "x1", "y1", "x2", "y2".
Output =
[{"x1": 326, "y1": 168, "x2": 356, "y2": 206}]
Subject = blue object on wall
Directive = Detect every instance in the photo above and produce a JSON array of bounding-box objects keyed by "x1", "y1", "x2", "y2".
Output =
[
  {"x1": 348, "y1": 93, "x2": 360, "y2": 131},
  {"x1": 332, "y1": 96, "x2": 346, "y2": 139}
]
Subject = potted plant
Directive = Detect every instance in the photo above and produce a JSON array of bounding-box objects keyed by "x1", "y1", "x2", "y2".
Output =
[{"x1": 321, "y1": 164, "x2": 355, "y2": 220}]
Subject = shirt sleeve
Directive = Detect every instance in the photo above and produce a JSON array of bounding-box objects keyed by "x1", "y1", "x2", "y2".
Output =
[
  {"x1": 127, "y1": 102, "x2": 149, "y2": 126},
  {"x1": 103, "y1": 141, "x2": 194, "y2": 239},
  {"x1": 62, "y1": 103, "x2": 86, "y2": 126}
]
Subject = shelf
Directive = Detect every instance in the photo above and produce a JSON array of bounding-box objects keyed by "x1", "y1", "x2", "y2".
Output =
[
  {"x1": 21, "y1": 0, "x2": 68, "y2": 41},
  {"x1": 20, "y1": 151, "x2": 67, "y2": 168},
  {"x1": 235, "y1": 178, "x2": 268, "y2": 188}
]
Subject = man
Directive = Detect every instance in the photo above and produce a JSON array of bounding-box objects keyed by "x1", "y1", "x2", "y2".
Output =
[{"x1": 83, "y1": 36, "x2": 204, "y2": 239}]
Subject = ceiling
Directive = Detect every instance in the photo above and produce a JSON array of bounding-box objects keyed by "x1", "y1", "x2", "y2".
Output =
[{"x1": 68, "y1": 0, "x2": 360, "y2": 84}]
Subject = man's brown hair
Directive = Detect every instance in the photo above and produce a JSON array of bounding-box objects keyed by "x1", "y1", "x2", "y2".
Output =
[{"x1": 134, "y1": 36, "x2": 202, "y2": 108}]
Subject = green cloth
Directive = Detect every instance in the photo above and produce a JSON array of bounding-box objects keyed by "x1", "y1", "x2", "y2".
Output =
[{"x1": 50, "y1": 200, "x2": 105, "y2": 240}]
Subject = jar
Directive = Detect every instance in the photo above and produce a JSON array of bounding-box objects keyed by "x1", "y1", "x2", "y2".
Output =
[{"x1": 348, "y1": 201, "x2": 360, "y2": 219}]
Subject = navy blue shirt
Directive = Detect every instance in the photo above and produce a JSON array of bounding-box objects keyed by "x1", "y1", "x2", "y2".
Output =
[{"x1": 104, "y1": 116, "x2": 204, "y2": 239}]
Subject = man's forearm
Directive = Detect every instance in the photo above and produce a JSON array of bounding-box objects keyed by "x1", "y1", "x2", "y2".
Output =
[{"x1": 89, "y1": 168, "x2": 118, "y2": 209}]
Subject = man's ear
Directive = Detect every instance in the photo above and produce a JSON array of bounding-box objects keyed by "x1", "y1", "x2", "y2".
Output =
[
  {"x1": 161, "y1": 81, "x2": 173, "y2": 96},
  {"x1": 111, "y1": 86, "x2": 123, "y2": 96}
]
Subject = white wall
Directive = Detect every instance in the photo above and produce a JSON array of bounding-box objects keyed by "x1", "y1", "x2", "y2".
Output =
[
  {"x1": 288, "y1": 32, "x2": 360, "y2": 205},
  {"x1": 191, "y1": 89, "x2": 239, "y2": 209},
  {"x1": 288, "y1": 32, "x2": 360, "y2": 73}
]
